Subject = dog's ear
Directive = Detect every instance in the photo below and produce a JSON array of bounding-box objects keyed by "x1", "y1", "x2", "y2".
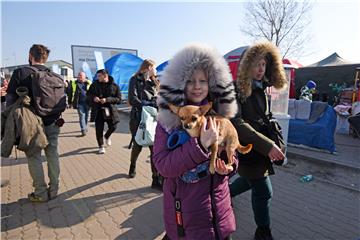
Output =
[
  {"x1": 168, "y1": 104, "x2": 180, "y2": 115},
  {"x1": 199, "y1": 102, "x2": 212, "y2": 116}
]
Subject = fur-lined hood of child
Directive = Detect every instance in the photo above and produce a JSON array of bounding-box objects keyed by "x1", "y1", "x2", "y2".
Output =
[
  {"x1": 236, "y1": 41, "x2": 288, "y2": 102},
  {"x1": 157, "y1": 43, "x2": 238, "y2": 132}
]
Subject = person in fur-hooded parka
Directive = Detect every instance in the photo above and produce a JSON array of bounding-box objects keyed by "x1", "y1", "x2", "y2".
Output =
[
  {"x1": 154, "y1": 43, "x2": 238, "y2": 240},
  {"x1": 236, "y1": 41, "x2": 287, "y2": 102},
  {"x1": 229, "y1": 41, "x2": 287, "y2": 240},
  {"x1": 157, "y1": 43, "x2": 238, "y2": 132}
]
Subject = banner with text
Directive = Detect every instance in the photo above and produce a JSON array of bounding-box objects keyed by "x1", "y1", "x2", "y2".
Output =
[{"x1": 71, "y1": 45, "x2": 138, "y2": 79}]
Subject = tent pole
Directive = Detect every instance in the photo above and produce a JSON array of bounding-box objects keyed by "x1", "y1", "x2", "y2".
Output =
[{"x1": 353, "y1": 67, "x2": 360, "y2": 103}]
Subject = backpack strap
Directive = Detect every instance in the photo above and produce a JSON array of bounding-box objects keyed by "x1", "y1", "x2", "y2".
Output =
[
  {"x1": 209, "y1": 175, "x2": 219, "y2": 239},
  {"x1": 174, "y1": 178, "x2": 185, "y2": 237},
  {"x1": 24, "y1": 66, "x2": 38, "y2": 83},
  {"x1": 175, "y1": 197, "x2": 185, "y2": 237},
  {"x1": 14, "y1": 66, "x2": 36, "y2": 86}
]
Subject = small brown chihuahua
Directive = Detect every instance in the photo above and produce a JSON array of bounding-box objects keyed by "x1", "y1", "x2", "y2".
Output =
[{"x1": 169, "y1": 102, "x2": 252, "y2": 174}]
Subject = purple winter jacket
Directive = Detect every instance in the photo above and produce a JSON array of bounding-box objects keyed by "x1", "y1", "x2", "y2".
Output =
[{"x1": 153, "y1": 124, "x2": 238, "y2": 240}]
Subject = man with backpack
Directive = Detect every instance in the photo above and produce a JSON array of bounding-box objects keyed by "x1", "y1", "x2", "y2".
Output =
[{"x1": 6, "y1": 44, "x2": 66, "y2": 202}]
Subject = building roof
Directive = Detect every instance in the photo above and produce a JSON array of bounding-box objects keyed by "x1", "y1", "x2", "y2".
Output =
[{"x1": 45, "y1": 60, "x2": 72, "y2": 68}]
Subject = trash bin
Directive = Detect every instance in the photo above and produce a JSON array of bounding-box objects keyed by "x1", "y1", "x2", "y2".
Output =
[{"x1": 336, "y1": 113, "x2": 350, "y2": 134}]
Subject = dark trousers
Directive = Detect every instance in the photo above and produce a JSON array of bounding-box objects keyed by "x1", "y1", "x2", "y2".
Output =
[
  {"x1": 95, "y1": 113, "x2": 117, "y2": 147},
  {"x1": 230, "y1": 176, "x2": 273, "y2": 227},
  {"x1": 130, "y1": 141, "x2": 158, "y2": 177}
]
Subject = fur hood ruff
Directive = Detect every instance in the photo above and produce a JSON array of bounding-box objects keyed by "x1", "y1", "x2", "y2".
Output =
[
  {"x1": 157, "y1": 43, "x2": 238, "y2": 132},
  {"x1": 236, "y1": 41, "x2": 287, "y2": 102}
]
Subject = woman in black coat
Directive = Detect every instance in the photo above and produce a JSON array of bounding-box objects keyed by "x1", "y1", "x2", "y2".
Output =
[
  {"x1": 87, "y1": 69, "x2": 121, "y2": 154},
  {"x1": 230, "y1": 42, "x2": 287, "y2": 240},
  {"x1": 128, "y1": 59, "x2": 162, "y2": 190}
]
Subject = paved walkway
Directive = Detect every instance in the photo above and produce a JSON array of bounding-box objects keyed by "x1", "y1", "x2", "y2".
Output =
[{"x1": 1, "y1": 109, "x2": 359, "y2": 239}]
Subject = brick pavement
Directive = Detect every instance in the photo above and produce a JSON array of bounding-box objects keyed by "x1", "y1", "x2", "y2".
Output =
[{"x1": 1, "y1": 109, "x2": 359, "y2": 239}]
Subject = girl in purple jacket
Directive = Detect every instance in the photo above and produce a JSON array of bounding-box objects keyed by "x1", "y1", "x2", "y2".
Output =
[{"x1": 154, "y1": 44, "x2": 239, "y2": 240}]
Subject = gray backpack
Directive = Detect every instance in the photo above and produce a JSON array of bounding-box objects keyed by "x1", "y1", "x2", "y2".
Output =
[{"x1": 27, "y1": 66, "x2": 67, "y2": 117}]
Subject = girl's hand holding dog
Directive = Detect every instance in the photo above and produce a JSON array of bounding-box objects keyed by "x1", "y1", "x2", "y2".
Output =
[
  {"x1": 215, "y1": 146, "x2": 235, "y2": 175},
  {"x1": 200, "y1": 117, "x2": 219, "y2": 149},
  {"x1": 215, "y1": 158, "x2": 233, "y2": 175}
]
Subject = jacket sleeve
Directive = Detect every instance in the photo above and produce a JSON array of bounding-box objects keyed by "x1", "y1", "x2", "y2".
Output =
[
  {"x1": 70, "y1": 82, "x2": 78, "y2": 107},
  {"x1": 86, "y1": 83, "x2": 97, "y2": 106},
  {"x1": 5, "y1": 69, "x2": 21, "y2": 107},
  {"x1": 231, "y1": 110, "x2": 274, "y2": 157},
  {"x1": 153, "y1": 124, "x2": 211, "y2": 178},
  {"x1": 67, "y1": 83, "x2": 74, "y2": 105},
  {"x1": 128, "y1": 76, "x2": 142, "y2": 108},
  {"x1": 105, "y1": 84, "x2": 121, "y2": 104}
]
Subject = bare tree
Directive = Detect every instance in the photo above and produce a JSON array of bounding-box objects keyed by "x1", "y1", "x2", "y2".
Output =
[{"x1": 241, "y1": 0, "x2": 313, "y2": 59}]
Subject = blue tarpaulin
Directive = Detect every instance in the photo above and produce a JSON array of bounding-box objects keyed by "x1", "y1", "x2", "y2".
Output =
[
  {"x1": 105, "y1": 53, "x2": 143, "y2": 100},
  {"x1": 156, "y1": 60, "x2": 168, "y2": 73},
  {"x1": 288, "y1": 105, "x2": 337, "y2": 152},
  {"x1": 105, "y1": 56, "x2": 172, "y2": 100}
]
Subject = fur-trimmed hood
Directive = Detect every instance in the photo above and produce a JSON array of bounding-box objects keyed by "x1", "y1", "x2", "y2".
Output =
[
  {"x1": 157, "y1": 43, "x2": 237, "y2": 131},
  {"x1": 236, "y1": 41, "x2": 287, "y2": 102}
]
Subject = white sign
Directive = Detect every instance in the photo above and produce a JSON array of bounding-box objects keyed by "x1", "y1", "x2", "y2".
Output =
[
  {"x1": 71, "y1": 45, "x2": 138, "y2": 78},
  {"x1": 94, "y1": 51, "x2": 105, "y2": 70}
]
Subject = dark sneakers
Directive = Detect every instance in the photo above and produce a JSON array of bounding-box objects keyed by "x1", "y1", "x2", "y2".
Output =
[
  {"x1": 151, "y1": 181, "x2": 163, "y2": 191},
  {"x1": 254, "y1": 226, "x2": 274, "y2": 240},
  {"x1": 28, "y1": 192, "x2": 49, "y2": 202},
  {"x1": 28, "y1": 187, "x2": 58, "y2": 202},
  {"x1": 48, "y1": 187, "x2": 58, "y2": 200},
  {"x1": 151, "y1": 176, "x2": 163, "y2": 191},
  {"x1": 128, "y1": 171, "x2": 136, "y2": 178},
  {"x1": 128, "y1": 165, "x2": 136, "y2": 178}
]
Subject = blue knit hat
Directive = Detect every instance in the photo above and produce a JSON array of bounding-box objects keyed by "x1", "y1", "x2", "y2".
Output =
[{"x1": 307, "y1": 80, "x2": 316, "y2": 89}]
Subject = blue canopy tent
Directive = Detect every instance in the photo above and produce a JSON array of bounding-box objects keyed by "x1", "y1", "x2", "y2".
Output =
[
  {"x1": 156, "y1": 60, "x2": 168, "y2": 73},
  {"x1": 105, "y1": 53, "x2": 143, "y2": 100},
  {"x1": 156, "y1": 60, "x2": 169, "y2": 83}
]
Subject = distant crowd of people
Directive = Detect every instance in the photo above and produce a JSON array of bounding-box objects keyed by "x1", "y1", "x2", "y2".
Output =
[{"x1": 1, "y1": 41, "x2": 288, "y2": 240}]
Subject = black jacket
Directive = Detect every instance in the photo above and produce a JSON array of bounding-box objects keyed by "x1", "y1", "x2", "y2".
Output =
[
  {"x1": 128, "y1": 74, "x2": 158, "y2": 136},
  {"x1": 231, "y1": 83, "x2": 275, "y2": 179},
  {"x1": 231, "y1": 42, "x2": 287, "y2": 179},
  {"x1": 87, "y1": 77, "x2": 121, "y2": 124},
  {"x1": 6, "y1": 64, "x2": 60, "y2": 126}
]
